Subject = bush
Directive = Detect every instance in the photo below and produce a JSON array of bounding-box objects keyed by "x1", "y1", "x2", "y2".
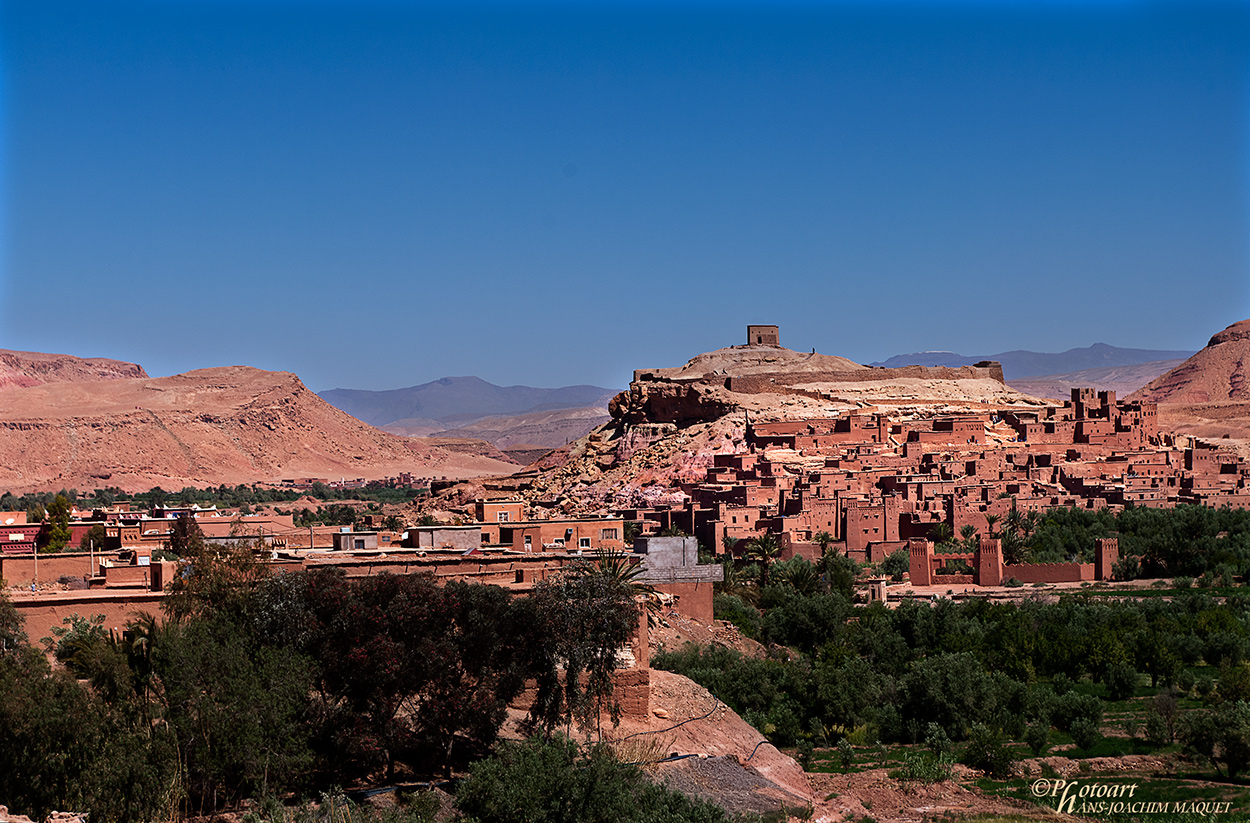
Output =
[
  {"x1": 456, "y1": 736, "x2": 728, "y2": 823},
  {"x1": 1003, "y1": 578, "x2": 1023, "y2": 588},
  {"x1": 890, "y1": 751, "x2": 953, "y2": 783},
  {"x1": 1103, "y1": 662, "x2": 1138, "y2": 701},
  {"x1": 713, "y1": 594, "x2": 760, "y2": 639},
  {"x1": 1025, "y1": 722, "x2": 1049, "y2": 757},
  {"x1": 1052, "y1": 692, "x2": 1102, "y2": 734},
  {"x1": 880, "y1": 549, "x2": 909, "y2": 582},
  {"x1": 1070, "y1": 717, "x2": 1101, "y2": 751},
  {"x1": 961, "y1": 723, "x2": 1015, "y2": 778}
]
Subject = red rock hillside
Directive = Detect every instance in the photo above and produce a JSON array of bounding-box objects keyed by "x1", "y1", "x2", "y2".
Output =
[
  {"x1": 1131, "y1": 319, "x2": 1250, "y2": 404},
  {"x1": 0, "y1": 349, "x2": 147, "y2": 391},
  {"x1": 1130, "y1": 319, "x2": 1250, "y2": 447},
  {"x1": 0, "y1": 365, "x2": 518, "y2": 493}
]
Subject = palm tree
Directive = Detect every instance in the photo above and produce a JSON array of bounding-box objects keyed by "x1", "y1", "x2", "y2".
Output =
[
  {"x1": 960, "y1": 524, "x2": 979, "y2": 551},
  {"x1": 813, "y1": 531, "x2": 835, "y2": 557},
  {"x1": 717, "y1": 556, "x2": 757, "y2": 604},
  {"x1": 984, "y1": 513, "x2": 1000, "y2": 539},
  {"x1": 928, "y1": 522, "x2": 954, "y2": 549},
  {"x1": 999, "y1": 529, "x2": 1028, "y2": 565},
  {"x1": 1021, "y1": 510, "x2": 1040, "y2": 542},
  {"x1": 773, "y1": 558, "x2": 822, "y2": 596},
  {"x1": 746, "y1": 534, "x2": 783, "y2": 588},
  {"x1": 1003, "y1": 499, "x2": 1024, "y2": 538},
  {"x1": 588, "y1": 547, "x2": 661, "y2": 626}
]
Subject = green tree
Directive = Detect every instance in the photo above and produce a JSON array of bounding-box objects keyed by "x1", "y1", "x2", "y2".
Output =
[
  {"x1": 78, "y1": 522, "x2": 108, "y2": 552},
  {"x1": 529, "y1": 562, "x2": 641, "y2": 737},
  {"x1": 813, "y1": 531, "x2": 834, "y2": 556},
  {"x1": 0, "y1": 590, "x2": 25, "y2": 655},
  {"x1": 746, "y1": 534, "x2": 783, "y2": 588},
  {"x1": 928, "y1": 522, "x2": 955, "y2": 548},
  {"x1": 41, "y1": 493, "x2": 72, "y2": 552},
  {"x1": 155, "y1": 612, "x2": 314, "y2": 807},
  {"x1": 457, "y1": 736, "x2": 727, "y2": 823},
  {"x1": 163, "y1": 530, "x2": 269, "y2": 623}
]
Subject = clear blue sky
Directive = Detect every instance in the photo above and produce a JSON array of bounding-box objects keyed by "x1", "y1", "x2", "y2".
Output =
[{"x1": 2, "y1": 0, "x2": 1248, "y2": 391}]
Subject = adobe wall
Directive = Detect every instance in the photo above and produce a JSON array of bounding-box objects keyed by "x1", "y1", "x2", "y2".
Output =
[
  {"x1": 0, "y1": 551, "x2": 123, "y2": 586},
  {"x1": 651, "y1": 580, "x2": 716, "y2": 623},
  {"x1": 1004, "y1": 563, "x2": 1095, "y2": 584},
  {"x1": 932, "y1": 574, "x2": 975, "y2": 585},
  {"x1": 10, "y1": 591, "x2": 165, "y2": 646}
]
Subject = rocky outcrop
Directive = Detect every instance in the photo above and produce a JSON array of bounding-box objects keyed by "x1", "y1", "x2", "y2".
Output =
[
  {"x1": 0, "y1": 349, "x2": 147, "y2": 391},
  {"x1": 610, "y1": 380, "x2": 740, "y2": 425}
]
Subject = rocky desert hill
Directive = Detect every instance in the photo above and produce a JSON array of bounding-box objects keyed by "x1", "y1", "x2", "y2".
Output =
[
  {"x1": 0, "y1": 364, "x2": 518, "y2": 493},
  {"x1": 0, "y1": 348, "x2": 147, "y2": 390},
  {"x1": 424, "y1": 339, "x2": 1048, "y2": 517},
  {"x1": 1129, "y1": 318, "x2": 1250, "y2": 446}
]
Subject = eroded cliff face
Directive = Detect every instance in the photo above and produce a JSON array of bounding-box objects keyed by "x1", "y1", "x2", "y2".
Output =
[
  {"x1": 608, "y1": 380, "x2": 740, "y2": 425},
  {"x1": 0, "y1": 349, "x2": 148, "y2": 391}
]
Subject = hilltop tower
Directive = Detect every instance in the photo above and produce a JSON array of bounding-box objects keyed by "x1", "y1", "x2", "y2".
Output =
[{"x1": 747, "y1": 325, "x2": 780, "y2": 347}]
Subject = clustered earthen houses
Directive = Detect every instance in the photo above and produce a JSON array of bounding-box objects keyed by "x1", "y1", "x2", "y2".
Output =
[
  {"x1": 3, "y1": 496, "x2": 719, "y2": 651},
  {"x1": 615, "y1": 388, "x2": 1248, "y2": 574}
]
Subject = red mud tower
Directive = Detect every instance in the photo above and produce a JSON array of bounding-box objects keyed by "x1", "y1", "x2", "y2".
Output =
[
  {"x1": 908, "y1": 538, "x2": 932, "y2": 586},
  {"x1": 977, "y1": 537, "x2": 1003, "y2": 586},
  {"x1": 1095, "y1": 538, "x2": 1119, "y2": 580}
]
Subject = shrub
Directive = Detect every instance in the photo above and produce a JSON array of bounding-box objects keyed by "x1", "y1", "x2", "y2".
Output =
[
  {"x1": 1052, "y1": 692, "x2": 1101, "y2": 734},
  {"x1": 712, "y1": 594, "x2": 760, "y2": 639},
  {"x1": 1103, "y1": 662, "x2": 1138, "y2": 701},
  {"x1": 1003, "y1": 577, "x2": 1023, "y2": 588},
  {"x1": 838, "y1": 738, "x2": 854, "y2": 770},
  {"x1": 890, "y1": 751, "x2": 953, "y2": 784},
  {"x1": 1025, "y1": 722, "x2": 1049, "y2": 757},
  {"x1": 880, "y1": 549, "x2": 909, "y2": 582},
  {"x1": 961, "y1": 723, "x2": 1015, "y2": 778},
  {"x1": 456, "y1": 736, "x2": 728, "y2": 823},
  {"x1": 1070, "y1": 717, "x2": 1101, "y2": 751}
]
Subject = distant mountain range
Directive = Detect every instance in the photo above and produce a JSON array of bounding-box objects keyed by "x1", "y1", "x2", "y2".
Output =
[
  {"x1": 318, "y1": 376, "x2": 617, "y2": 441},
  {"x1": 871, "y1": 343, "x2": 1195, "y2": 380}
]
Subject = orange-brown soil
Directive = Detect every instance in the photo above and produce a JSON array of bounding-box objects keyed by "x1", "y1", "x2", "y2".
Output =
[
  {"x1": 0, "y1": 349, "x2": 147, "y2": 391},
  {"x1": 0, "y1": 365, "x2": 517, "y2": 493}
]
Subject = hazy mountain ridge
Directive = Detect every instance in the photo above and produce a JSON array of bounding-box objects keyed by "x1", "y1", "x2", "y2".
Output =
[
  {"x1": 872, "y1": 343, "x2": 1195, "y2": 379},
  {"x1": 1006, "y1": 359, "x2": 1187, "y2": 402},
  {"x1": 319, "y1": 376, "x2": 616, "y2": 427}
]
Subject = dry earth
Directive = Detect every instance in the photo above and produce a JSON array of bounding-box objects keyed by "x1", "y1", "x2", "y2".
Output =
[
  {"x1": 0, "y1": 366, "x2": 516, "y2": 493},
  {"x1": 0, "y1": 349, "x2": 147, "y2": 391}
]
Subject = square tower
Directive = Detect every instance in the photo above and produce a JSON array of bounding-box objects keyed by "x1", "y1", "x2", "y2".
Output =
[{"x1": 747, "y1": 325, "x2": 780, "y2": 347}]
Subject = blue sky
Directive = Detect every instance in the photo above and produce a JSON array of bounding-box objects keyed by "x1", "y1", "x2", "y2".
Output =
[{"x1": 2, "y1": 0, "x2": 1247, "y2": 391}]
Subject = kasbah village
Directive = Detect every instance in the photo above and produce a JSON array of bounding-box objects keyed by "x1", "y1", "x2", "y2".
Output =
[{"x1": 6, "y1": 321, "x2": 1250, "y2": 823}]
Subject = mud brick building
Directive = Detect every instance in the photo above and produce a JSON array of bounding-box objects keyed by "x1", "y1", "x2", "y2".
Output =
[{"x1": 615, "y1": 387, "x2": 1248, "y2": 578}]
